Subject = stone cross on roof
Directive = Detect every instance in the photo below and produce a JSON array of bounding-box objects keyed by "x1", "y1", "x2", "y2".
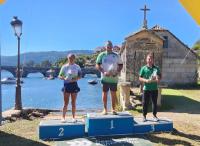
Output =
[{"x1": 140, "y1": 5, "x2": 150, "y2": 29}]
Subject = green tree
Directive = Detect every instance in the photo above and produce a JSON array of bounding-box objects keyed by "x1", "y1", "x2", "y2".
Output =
[
  {"x1": 54, "y1": 55, "x2": 87, "y2": 68},
  {"x1": 34, "y1": 64, "x2": 41, "y2": 67},
  {"x1": 40, "y1": 60, "x2": 52, "y2": 68},
  {"x1": 24, "y1": 60, "x2": 35, "y2": 67},
  {"x1": 75, "y1": 55, "x2": 86, "y2": 68},
  {"x1": 193, "y1": 40, "x2": 200, "y2": 50},
  {"x1": 192, "y1": 39, "x2": 200, "y2": 57},
  {"x1": 54, "y1": 58, "x2": 67, "y2": 67}
]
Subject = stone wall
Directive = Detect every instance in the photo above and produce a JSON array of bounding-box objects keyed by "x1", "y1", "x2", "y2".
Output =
[
  {"x1": 154, "y1": 30, "x2": 198, "y2": 85},
  {"x1": 162, "y1": 58, "x2": 197, "y2": 85}
]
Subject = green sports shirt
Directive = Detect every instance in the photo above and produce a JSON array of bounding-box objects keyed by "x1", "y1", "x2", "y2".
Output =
[{"x1": 139, "y1": 65, "x2": 161, "y2": 90}]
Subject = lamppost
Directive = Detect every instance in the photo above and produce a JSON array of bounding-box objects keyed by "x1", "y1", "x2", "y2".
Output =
[{"x1": 10, "y1": 16, "x2": 23, "y2": 110}]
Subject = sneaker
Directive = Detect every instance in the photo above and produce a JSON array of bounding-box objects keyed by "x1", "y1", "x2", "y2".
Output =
[
  {"x1": 142, "y1": 116, "x2": 147, "y2": 122},
  {"x1": 61, "y1": 118, "x2": 66, "y2": 123},
  {"x1": 153, "y1": 116, "x2": 159, "y2": 122},
  {"x1": 101, "y1": 110, "x2": 107, "y2": 115},
  {"x1": 72, "y1": 118, "x2": 77, "y2": 123},
  {"x1": 112, "y1": 111, "x2": 118, "y2": 115}
]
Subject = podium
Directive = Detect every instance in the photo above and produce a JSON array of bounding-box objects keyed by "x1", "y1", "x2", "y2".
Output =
[
  {"x1": 38, "y1": 113, "x2": 173, "y2": 140},
  {"x1": 86, "y1": 112, "x2": 133, "y2": 137},
  {"x1": 39, "y1": 119, "x2": 85, "y2": 140},
  {"x1": 133, "y1": 117, "x2": 173, "y2": 134}
]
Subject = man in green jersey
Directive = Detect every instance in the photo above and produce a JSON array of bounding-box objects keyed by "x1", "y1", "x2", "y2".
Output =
[
  {"x1": 139, "y1": 52, "x2": 161, "y2": 122},
  {"x1": 96, "y1": 41, "x2": 123, "y2": 115}
]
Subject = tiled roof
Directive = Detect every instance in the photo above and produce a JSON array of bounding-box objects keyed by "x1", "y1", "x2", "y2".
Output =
[{"x1": 151, "y1": 25, "x2": 166, "y2": 31}]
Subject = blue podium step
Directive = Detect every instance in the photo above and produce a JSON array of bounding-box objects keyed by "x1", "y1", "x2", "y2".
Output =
[
  {"x1": 133, "y1": 117, "x2": 173, "y2": 134},
  {"x1": 39, "y1": 119, "x2": 85, "y2": 140},
  {"x1": 86, "y1": 112, "x2": 133, "y2": 137}
]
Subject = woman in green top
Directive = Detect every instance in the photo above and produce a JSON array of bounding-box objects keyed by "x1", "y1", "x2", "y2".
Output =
[{"x1": 139, "y1": 52, "x2": 161, "y2": 122}]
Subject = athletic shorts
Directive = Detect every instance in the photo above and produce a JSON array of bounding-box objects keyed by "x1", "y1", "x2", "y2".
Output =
[
  {"x1": 102, "y1": 82, "x2": 117, "y2": 92},
  {"x1": 62, "y1": 82, "x2": 80, "y2": 93}
]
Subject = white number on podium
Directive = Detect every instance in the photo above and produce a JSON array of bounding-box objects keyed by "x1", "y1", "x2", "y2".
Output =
[
  {"x1": 151, "y1": 125, "x2": 155, "y2": 132},
  {"x1": 59, "y1": 127, "x2": 64, "y2": 136},
  {"x1": 110, "y1": 120, "x2": 114, "y2": 129}
]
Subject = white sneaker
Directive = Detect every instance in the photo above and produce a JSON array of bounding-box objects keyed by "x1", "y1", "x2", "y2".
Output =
[
  {"x1": 61, "y1": 118, "x2": 66, "y2": 123},
  {"x1": 72, "y1": 118, "x2": 77, "y2": 123},
  {"x1": 101, "y1": 110, "x2": 107, "y2": 115},
  {"x1": 142, "y1": 116, "x2": 147, "y2": 122},
  {"x1": 153, "y1": 116, "x2": 159, "y2": 122}
]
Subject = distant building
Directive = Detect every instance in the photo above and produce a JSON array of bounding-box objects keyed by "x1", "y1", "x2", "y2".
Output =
[{"x1": 94, "y1": 45, "x2": 121, "y2": 54}]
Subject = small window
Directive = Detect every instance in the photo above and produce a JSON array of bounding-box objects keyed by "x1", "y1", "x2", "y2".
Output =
[{"x1": 163, "y1": 36, "x2": 168, "y2": 48}]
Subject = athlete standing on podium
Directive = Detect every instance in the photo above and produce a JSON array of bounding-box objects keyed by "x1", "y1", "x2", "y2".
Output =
[
  {"x1": 96, "y1": 41, "x2": 123, "y2": 115},
  {"x1": 59, "y1": 54, "x2": 82, "y2": 123},
  {"x1": 139, "y1": 52, "x2": 161, "y2": 122}
]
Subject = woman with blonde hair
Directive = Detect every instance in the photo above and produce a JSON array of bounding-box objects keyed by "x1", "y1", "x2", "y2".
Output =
[{"x1": 58, "y1": 53, "x2": 82, "y2": 122}]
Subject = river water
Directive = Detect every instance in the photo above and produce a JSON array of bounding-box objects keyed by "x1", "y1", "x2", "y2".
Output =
[{"x1": 1, "y1": 71, "x2": 111, "y2": 111}]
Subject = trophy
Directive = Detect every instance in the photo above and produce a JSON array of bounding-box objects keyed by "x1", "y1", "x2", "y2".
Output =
[
  {"x1": 107, "y1": 64, "x2": 118, "y2": 77},
  {"x1": 65, "y1": 70, "x2": 73, "y2": 81},
  {"x1": 150, "y1": 70, "x2": 157, "y2": 81}
]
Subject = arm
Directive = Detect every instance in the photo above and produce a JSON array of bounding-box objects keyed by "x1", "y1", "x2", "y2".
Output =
[
  {"x1": 139, "y1": 76, "x2": 151, "y2": 83},
  {"x1": 95, "y1": 52, "x2": 111, "y2": 76},
  {"x1": 96, "y1": 63, "x2": 104, "y2": 73},
  {"x1": 96, "y1": 63, "x2": 111, "y2": 76},
  {"x1": 96, "y1": 52, "x2": 105, "y2": 74},
  {"x1": 139, "y1": 74, "x2": 161, "y2": 84},
  {"x1": 58, "y1": 76, "x2": 65, "y2": 80},
  {"x1": 58, "y1": 66, "x2": 65, "y2": 80}
]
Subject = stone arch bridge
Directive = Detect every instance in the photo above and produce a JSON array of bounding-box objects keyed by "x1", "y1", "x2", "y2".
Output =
[{"x1": 1, "y1": 66, "x2": 101, "y2": 78}]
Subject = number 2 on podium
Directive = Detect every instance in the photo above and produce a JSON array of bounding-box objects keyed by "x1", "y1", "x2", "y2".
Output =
[
  {"x1": 110, "y1": 120, "x2": 114, "y2": 129},
  {"x1": 59, "y1": 127, "x2": 64, "y2": 136}
]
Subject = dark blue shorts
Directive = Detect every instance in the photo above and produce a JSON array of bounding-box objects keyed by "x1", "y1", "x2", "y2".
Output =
[
  {"x1": 102, "y1": 82, "x2": 117, "y2": 92},
  {"x1": 62, "y1": 82, "x2": 80, "y2": 93}
]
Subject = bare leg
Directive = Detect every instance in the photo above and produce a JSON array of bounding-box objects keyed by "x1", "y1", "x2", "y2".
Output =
[
  {"x1": 102, "y1": 91, "x2": 108, "y2": 113},
  {"x1": 62, "y1": 92, "x2": 70, "y2": 120},
  {"x1": 71, "y1": 93, "x2": 77, "y2": 119},
  {"x1": 111, "y1": 91, "x2": 117, "y2": 112}
]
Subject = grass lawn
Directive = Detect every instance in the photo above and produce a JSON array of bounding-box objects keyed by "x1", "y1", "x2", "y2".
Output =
[
  {"x1": 0, "y1": 87, "x2": 200, "y2": 146},
  {"x1": 0, "y1": 119, "x2": 52, "y2": 146},
  {"x1": 129, "y1": 87, "x2": 200, "y2": 146}
]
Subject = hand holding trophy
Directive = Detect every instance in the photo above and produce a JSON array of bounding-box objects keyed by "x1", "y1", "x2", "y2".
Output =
[{"x1": 64, "y1": 73, "x2": 73, "y2": 82}]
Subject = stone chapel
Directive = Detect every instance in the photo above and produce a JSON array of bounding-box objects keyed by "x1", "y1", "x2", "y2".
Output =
[{"x1": 119, "y1": 5, "x2": 198, "y2": 86}]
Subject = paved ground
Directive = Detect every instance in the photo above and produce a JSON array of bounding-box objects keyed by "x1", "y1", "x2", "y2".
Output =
[{"x1": 55, "y1": 137, "x2": 153, "y2": 146}]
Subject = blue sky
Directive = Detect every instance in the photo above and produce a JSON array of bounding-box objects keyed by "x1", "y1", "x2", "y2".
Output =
[{"x1": 0, "y1": 0, "x2": 200, "y2": 56}]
